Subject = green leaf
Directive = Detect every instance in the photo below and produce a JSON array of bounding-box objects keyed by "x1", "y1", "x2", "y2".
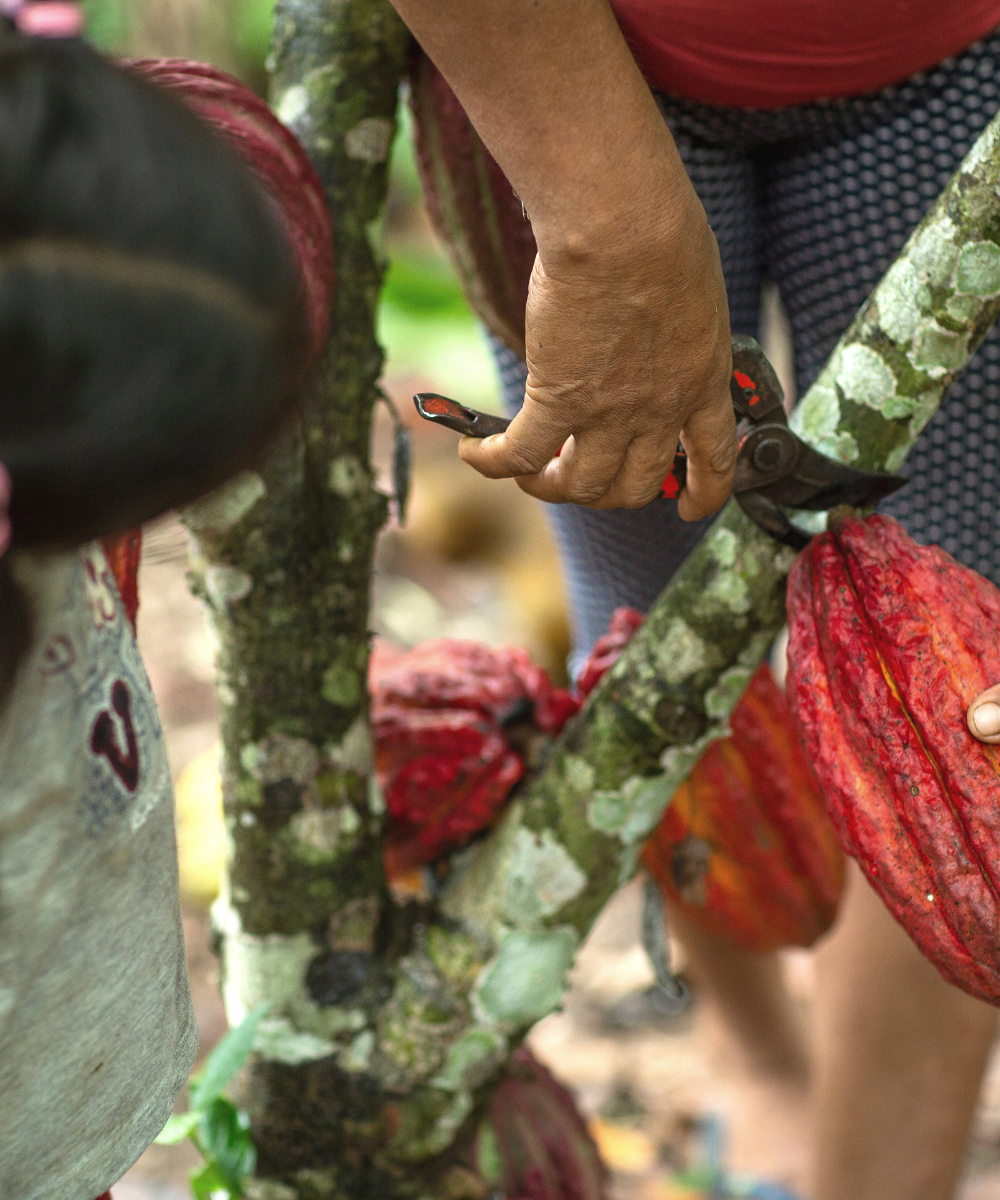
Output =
[
  {"x1": 189, "y1": 1159, "x2": 239, "y2": 1200},
  {"x1": 190, "y1": 1003, "x2": 271, "y2": 1112},
  {"x1": 199, "y1": 1097, "x2": 257, "y2": 1190},
  {"x1": 154, "y1": 1110, "x2": 202, "y2": 1145}
]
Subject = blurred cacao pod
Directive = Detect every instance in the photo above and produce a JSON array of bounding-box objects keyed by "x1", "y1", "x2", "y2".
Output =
[
  {"x1": 476, "y1": 1048, "x2": 607, "y2": 1200},
  {"x1": 408, "y1": 50, "x2": 536, "y2": 357},
  {"x1": 642, "y1": 662, "x2": 844, "y2": 953},
  {"x1": 370, "y1": 640, "x2": 578, "y2": 876},
  {"x1": 787, "y1": 512, "x2": 1000, "y2": 1002},
  {"x1": 575, "y1": 607, "x2": 645, "y2": 699}
]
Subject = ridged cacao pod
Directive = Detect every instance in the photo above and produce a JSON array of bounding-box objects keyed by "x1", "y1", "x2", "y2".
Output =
[
  {"x1": 786, "y1": 513, "x2": 1000, "y2": 1002},
  {"x1": 476, "y1": 1048, "x2": 607, "y2": 1200},
  {"x1": 409, "y1": 51, "x2": 536, "y2": 357},
  {"x1": 370, "y1": 640, "x2": 578, "y2": 875},
  {"x1": 642, "y1": 662, "x2": 845, "y2": 953}
]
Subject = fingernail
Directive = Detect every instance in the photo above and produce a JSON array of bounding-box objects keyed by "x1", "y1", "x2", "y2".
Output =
[{"x1": 973, "y1": 702, "x2": 1000, "y2": 737}]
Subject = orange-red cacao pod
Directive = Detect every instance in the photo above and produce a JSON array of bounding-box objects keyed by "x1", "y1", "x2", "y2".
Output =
[
  {"x1": 408, "y1": 51, "x2": 536, "y2": 357},
  {"x1": 642, "y1": 662, "x2": 845, "y2": 953},
  {"x1": 786, "y1": 512, "x2": 1000, "y2": 1003}
]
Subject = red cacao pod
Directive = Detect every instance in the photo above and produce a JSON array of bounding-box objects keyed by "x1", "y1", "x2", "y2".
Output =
[
  {"x1": 575, "y1": 607, "x2": 645, "y2": 699},
  {"x1": 371, "y1": 639, "x2": 577, "y2": 734},
  {"x1": 375, "y1": 703, "x2": 524, "y2": 875},
  {"x1": 477, "y1": 1048, "x2": 607, "y2": 1200},
  {"x1": 786, "y1": 513, "x2": 1000, "y2": 1002},
  {"x1": 126, "y1": 59, "x2": 334, "y2": 364},
  {"x1": 408, "y1": 51, "x2": 536, "y2": 357},
  {"x1": 370, "y1": 640, "x2": 578, "y2": 875},
  {"x1": 642, "y1": 662, "x2": 845, "y2": 953}
]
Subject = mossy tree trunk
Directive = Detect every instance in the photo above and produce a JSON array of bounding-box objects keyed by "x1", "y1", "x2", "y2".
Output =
[
  {"x1": 184, "y1": 2, "x2": 421, "y2": 1197},
  {"x1": 187, "y1": 17, "x2": 1000, "y2": 1197}
]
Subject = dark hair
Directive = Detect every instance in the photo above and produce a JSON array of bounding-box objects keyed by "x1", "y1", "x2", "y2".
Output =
[{"x1": 0, "y1": 33, "x2": 312, "y2": 705}]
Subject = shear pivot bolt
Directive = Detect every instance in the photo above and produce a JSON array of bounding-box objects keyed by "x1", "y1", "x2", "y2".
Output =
[{"x1": 752, "y1": 438, "x2": 784, "y2": 472}]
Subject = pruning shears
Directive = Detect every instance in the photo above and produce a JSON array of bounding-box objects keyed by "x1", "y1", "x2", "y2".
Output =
[{"x1": 413, "y1": 335, "x2": 905, "y2": 548}]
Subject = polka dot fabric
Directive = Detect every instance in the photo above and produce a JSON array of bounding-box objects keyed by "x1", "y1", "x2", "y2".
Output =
[{"x1": 493, "y1": 27, "x2": 1000, "y2": 670}]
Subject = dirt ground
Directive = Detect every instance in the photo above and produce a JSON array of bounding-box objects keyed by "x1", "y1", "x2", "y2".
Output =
[{"x1": 118, "y1": 385, "x2": 1000, "y2": 1200}]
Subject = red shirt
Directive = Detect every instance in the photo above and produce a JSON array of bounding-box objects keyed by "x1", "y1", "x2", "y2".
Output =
[{"x1": 611, "y1": 0, "x2": 1000, "y2": 108}]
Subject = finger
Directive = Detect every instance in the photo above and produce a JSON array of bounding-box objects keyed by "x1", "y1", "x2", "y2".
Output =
[
  {"x1": 968, "y1": 684, "x2": 1000, "y2": 743},
  {"x1": 571, "y1": 432, "x2": 681, "y2": 510},
  {"x1": 512, "y1": 435, "x2": 606, "y2": 504},
  {"x1": 677, "y1": 388, "x2": 738, "y2": 522},
  {"x1": 458, "y1": 398, "x2": 567, "y2": 481}
]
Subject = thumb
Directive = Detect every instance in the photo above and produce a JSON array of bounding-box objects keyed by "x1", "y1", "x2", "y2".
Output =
[
  {"x1": 677, "y1": 391, "x2": 738, "y2": 522},
  {"x1": 968, "y1": 684, "x2": 1000, "y2": 743}
]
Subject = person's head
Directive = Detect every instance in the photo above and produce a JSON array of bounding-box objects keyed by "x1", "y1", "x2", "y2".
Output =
[{"x1": 0, "y1": 30, "x2": 333, "y2": 704}]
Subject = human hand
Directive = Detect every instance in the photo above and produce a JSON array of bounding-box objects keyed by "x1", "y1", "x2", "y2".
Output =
[
  {"x1": 459, "y1": 190, "x2": 736, "y2": 516},
  {"x1": 968, "y1": 686, "x2": 1000, "y2": 743}
]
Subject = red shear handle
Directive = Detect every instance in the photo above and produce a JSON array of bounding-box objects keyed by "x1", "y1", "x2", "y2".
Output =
[{"x1": 661, "y1": 447, "x2": 687, "y2": 499}]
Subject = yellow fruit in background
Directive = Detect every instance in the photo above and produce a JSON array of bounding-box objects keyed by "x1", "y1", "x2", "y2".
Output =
[
  {"x1": 174, "y1": 743, "x2": 226, "y2": 906},
  {"x1": 587, "y1": 1118, "x2": 656, "y2": 1174}
]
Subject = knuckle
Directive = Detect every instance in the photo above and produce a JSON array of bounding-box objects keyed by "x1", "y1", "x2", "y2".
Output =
[
  {"x1": 566, "y1": 478, "x2": 606, "y2": 506},
  {"x1": 506, "y1": 446, "x2": 547, "y2": 477},
  {"x1": 709, "y1": 434, "x2": 739, "y2": 477},
  {"x1": 623, "y1": 480, "x2": 661, "y2": 509}
]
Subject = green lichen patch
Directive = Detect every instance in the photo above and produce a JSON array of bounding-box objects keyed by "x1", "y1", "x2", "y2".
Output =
[
  {"x1": 877, "y1": 259, "x2": 932, "y2": 343},
  {"x1": 432, "y1": 1026, "x2": 507, "y2": 1092},
  {"x1": 375, "y1": 953, "x2": 468, "y2": 1093},
  {"x1": 836, "y1": 344, "x2": 898, "y2": 409},
  {"x1": 388, "y1": 1088, "x2": 474, "y2": 1163},
  {"x1": 789, "y1": 385, "x2": 859, "y2": 463},
  {"x1": 704, "y1": 665, "x2": 753, "y2": 720},
  {"x1": 955, "y1": 240, "x2": 1000, "y2": 295},
  {"x1": 909, "y1": 318, "x2": 968, "y2": 377},
  {"x1": 500, "y1": 828, "x2": 587, "y2": 925},
  {"x1": 474, "y1": 929, "x2": 577, "y2": 1029},
  {"x1": 243, "y1": 736, "x2": 319, "y2": 786},
  {"x1": 652, "y1": 618, "x2": 714, "y2": 685}
]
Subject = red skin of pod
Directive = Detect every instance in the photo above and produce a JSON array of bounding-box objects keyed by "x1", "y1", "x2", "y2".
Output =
[
  {"x1": 375, "y1": 705, "x2": 524, "y2": 875},
  {"x1": 786, "y1": 513, "x2": 1000, "y2": 1002},
  {"x1": 575, "y1": 607, "x2": 645, "y2": 699},
  {"x1": 370, "y1": 640, "x2": 578, "y2": 875},
  {"x1": 481, "y1": 1048, "x2": 607, "y2": 1200},
  {"x1": 408, "y1": 52, "x2": 537, "y2": 357},
  {"x1": 642, "y1": 662, "x2": 844, "y2": 953},
  {"x1": 125, "y1": 59, "x2": 334, "y2": 365},
  {"x1": 370, "y1": 640, "x2": 577, "y2": 735}
]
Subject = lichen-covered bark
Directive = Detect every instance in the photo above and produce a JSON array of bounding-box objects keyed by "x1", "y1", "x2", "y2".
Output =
[{"x1": 184, "y1": 1, "x2": 414, "y2": 1196}]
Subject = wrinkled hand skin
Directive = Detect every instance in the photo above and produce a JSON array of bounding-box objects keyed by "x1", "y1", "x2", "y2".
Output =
[
  {"x1": 460, "y1": 193, "x2": 737, "y2": 516},
  {"x1": 968, "y1": 684, "x2": 1000, "y2": 744}
]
